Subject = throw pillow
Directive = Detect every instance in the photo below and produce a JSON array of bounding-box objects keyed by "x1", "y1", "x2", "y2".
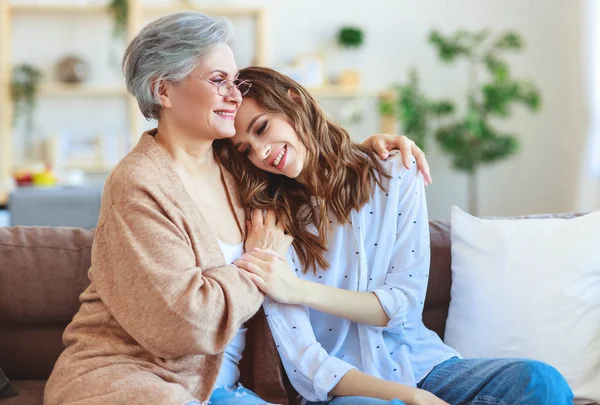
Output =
[{"x1": 445, "y1": 206, "x2": 600, "y2": 404}]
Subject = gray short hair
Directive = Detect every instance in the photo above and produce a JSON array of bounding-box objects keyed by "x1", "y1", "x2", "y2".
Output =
[{"x1": 123, "y1": 12, "x2": 234, "y2": 120}]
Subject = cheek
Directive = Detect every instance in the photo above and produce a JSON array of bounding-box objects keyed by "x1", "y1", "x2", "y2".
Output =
[
  {"x1": 249, "y1": 155, "x2": 264, "y2": 169},
  {"x1": 175, "y1": 87, "x2": 217, "y2": 113}
]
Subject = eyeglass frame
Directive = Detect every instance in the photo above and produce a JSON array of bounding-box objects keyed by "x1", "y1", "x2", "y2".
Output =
[{"x1": 193, "y1": 75, "x2": 252, "y2": 97}]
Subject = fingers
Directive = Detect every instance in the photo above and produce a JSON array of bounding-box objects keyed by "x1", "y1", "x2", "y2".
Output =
[
  {"x1": 240, "y1": 252, "x2": 269, "y2": 267},
  {"x1": 251, "y1": 209, "x2": 264, "y2": 225},
  {"x1": 265, "y1": 210, "x2": 277, "y2": 227},
  {"x1": 388, "y1": 135, "x2": 410, "y2": 169},
  {"x1": 284, "y1": 234, "x2": 294, "y2": 246},
  {"x1": 276, "y1": 216, "x2": 286, "y2": 231},
  {"x1": 373, "y1": 138, "x2": 389, "y2": 159},
  {"x1": 400, "y1": 146, "x2": 412, "y2": 169},
  {"x1": 234, "y1": 257, "x2": 268, "y2": 280},
  {"x1": 250, "y1": 248, "x2": 286, "y2": 262},
  {"x1": 245, "y1": 272, "x2": 268, "y2": 294},
  {"x1": 412, "y1": 145, "x2": 432, "y2": 185}
]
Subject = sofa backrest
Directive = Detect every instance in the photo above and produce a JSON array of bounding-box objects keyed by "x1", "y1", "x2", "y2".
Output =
[
  {"x1": 1, "y1": 213, "x2": 583, "y2": 379},
  {"x1": 423, "y1": 219, "x2": 453, "y2": 339},
  {"x1": 0, "y1": 226, "x2": 94, "y2": 379}
]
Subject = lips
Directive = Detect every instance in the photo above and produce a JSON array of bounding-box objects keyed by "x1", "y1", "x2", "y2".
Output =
[
  {"x1": 214, "y1": 109, "x2": 236, "y2": 120},
  {"x1": 270, "y1": 145, "x2": 284, "y2": 165},
  {"x1": 270, "y1": 145, "x2": 287, "y2": 170}
]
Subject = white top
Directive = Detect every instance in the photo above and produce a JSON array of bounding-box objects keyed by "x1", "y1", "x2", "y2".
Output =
[
  {"x1": 264, "y1": 153, "x2": 460, "y2": 402},
  {"x1": 213, "y1": 238, "x2": 246, "y2": 389}
]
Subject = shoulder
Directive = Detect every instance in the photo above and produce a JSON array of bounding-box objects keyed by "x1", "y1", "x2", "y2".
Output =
[
  {"x1": 375, "y1": 151, "x2": 423, "y2": 193},
  {"x1": 105, "y1": 134, "x2": 177, "y2": 205}
]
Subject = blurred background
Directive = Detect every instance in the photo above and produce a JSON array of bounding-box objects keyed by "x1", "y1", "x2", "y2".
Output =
[{"x1": 0, "y1": 0, "x2": 598, "y2": 228}]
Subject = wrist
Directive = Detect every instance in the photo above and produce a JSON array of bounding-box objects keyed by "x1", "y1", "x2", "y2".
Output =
[
  {"x1": 404, "y1": 387, "x2": 426, "y2": 405},
  {"x1": 383, "y1": 381, "x2": 419, "y2": 403},
  {"x1": 290, "y1": 278, "x2": 311, "y2": 305}
]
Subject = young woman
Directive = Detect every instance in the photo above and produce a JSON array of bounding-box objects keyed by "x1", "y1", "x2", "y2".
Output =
[{"x1": 224, "y1": 66, "x2": 574, "y2": 405}]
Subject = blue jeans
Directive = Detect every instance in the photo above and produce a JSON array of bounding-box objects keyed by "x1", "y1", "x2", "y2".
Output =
[
  {"x1": 185, "y1": 384, "x2": 275, "y2": 405},
  {"x1": 306, "y1": 357, "x2": 573, "y2": 405},
  {"x1": 418, "y1": 357, "x2": 573, "y2": 404},
  {"x1": 306, "y1": 398, "x2": 404, "y2": 405}
]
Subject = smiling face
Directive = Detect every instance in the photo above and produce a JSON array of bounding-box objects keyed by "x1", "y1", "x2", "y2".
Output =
[
  {"x1": 160, "y1": 43, "x2": 242, "y2": 140},
  {"x1": 232, "y1": 97, "x2": 307, "y2": 179}
]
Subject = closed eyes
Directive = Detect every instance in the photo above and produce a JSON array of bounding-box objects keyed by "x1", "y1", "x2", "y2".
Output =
[
  {"x1": 240, "y1": 120, "x2": 268, "y2": 157},
  {"x1": 256, "y1": 121, "x2": 267, "y2": 135}
]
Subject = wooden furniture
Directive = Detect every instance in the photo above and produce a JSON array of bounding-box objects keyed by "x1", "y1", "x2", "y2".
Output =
[
  {"x1": 0, "y1": 0, "x2": 269, "y2": 198},
  {"x1": 0, "y1": 1, "x2": 389, "y2": 202}
]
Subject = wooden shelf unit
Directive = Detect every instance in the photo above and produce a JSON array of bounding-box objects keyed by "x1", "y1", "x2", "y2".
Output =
[
  {"x1": 8, "y1": 3, "x2": 109, "y2": 13},
  {"x1": 39, "y1": 83, "x2": 129, "y2": 97},
  {"x1": 0, "y1": 0, "x2": 269, "y2": 196},
  {"x1": 308, "y1": 85, "x2": 381, "y2": 98}
]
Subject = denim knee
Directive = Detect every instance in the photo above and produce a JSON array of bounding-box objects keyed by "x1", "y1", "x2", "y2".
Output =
[{"x1": 512, "y1": 360, "x2": 573, "y2": 403}]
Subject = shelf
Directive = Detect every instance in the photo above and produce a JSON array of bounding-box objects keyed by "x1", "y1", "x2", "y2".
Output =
[
  {"x1": 39, "y1": 83, "x2": 128, "y2": 97},
  {"x1": 307, "y1": 85, "x2": 382, "y2": 98},
  {"x1": 8, "y1": 3, "x2": 109, "y2": 14},
  {"x1": 14, "y1": 159, "x2": 114, "y2": 173},
  {"x1": 63, "y1": 163, "x2": 114, "y2": 173},
  {"x1": 0, "y1": 0, "x2": 270, "y2": 189},
  {"x1": 142, "y1": 5, "x2": 265, "y2": 17}
]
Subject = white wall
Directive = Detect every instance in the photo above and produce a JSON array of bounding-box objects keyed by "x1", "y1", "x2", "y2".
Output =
[
  {"x1": 2, "y1": 0, "x2": 587, "y2": 219},
  {"x1": 245, "y1": 0, "x2": 588, "y2": 219}
]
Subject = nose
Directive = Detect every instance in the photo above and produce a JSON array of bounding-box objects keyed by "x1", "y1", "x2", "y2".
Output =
[
  {"x1": 224, "y1": 86, "x2": 243, "y2": 104},
  {"x1": 255, "y1": 140, "x2": 271, "y2": 162}
]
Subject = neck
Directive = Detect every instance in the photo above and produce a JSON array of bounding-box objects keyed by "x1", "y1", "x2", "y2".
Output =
[{"x1": 155, "y1": 119, "x2": 217, "y2": 177}]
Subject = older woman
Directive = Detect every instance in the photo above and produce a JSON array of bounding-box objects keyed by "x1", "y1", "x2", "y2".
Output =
[{"x1": 44, "y1": 12, "x2": 428, "y2": 405}]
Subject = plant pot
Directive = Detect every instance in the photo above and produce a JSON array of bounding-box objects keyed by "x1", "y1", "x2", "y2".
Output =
[
  {"x1": 339, "y1": 69, "x2": 360, "y2": 88},
  {"x1": 55, "y1": 56, "x2": 90, "y2": 84}
]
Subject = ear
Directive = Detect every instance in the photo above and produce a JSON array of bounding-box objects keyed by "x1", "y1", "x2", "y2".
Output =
[
  {"x1": 287, "y1": 88, "x2": 301, "y2": 103},
  {"x1": 154, "y1": 79, "x2": 173, "y2": 109}
]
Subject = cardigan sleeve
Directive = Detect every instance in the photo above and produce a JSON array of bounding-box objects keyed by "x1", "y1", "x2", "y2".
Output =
[{"x1": 91, "y1": 198, "x2": 264, "y2": 359}]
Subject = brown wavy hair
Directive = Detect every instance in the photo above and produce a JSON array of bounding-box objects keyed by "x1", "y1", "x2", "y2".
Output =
[{"x1": 214, "y1": 66, "x2": 388, "y2": 273}]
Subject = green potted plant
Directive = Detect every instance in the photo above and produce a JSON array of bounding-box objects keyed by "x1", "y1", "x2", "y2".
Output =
[
  {"x1": 11, "y1": 64, "x2": 43, "y2": 136},
  {"x1": 383, "y1": 29, "x2": 541, "y2": 215},
  {"x1": 379, "y1": 68, "x2": 453, "y2": 150},
  {"x1": 108, "y1": 0, "x2": 128, "y2": 39},
  {"x1": 337, "y1": 26, "x2": 364, "y2": 48},
  {"x1": 336, "y1": 25, "x2": 364, "y2": 87},
  {"x1": 429, "y1": 29, "x2": 541, "y2": 214}
]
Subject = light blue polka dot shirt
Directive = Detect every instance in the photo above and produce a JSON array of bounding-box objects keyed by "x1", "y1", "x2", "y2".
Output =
[{"x1": 264, "y1": 153, "x2": 460, "y2": 402}]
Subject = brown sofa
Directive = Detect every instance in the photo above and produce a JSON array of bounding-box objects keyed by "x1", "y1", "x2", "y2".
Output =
[{"x1": 0, "y1": 213, "x2": 583, "y2": 404}]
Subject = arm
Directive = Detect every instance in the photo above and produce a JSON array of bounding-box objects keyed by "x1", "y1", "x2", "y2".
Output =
[
  {"x1": 238, "y1": 160, "x2": 429, "y2": 333},
  {"x1": 370, "y1": 158, "x2": 431, "y2": 335},
  {"x1": 237, "y1": 250, "x2": 389, "y2": 327},
  {"x1": 296, "y1": 282, "x2": 390, "y2": 326},
  {"x1": 265, "y1": 287, "x2": 443, "y2": 404},
  {"x1": 263, "y1": 296, "x2": 356, "y2": 402},
  {"x1": 361, "y1": 133, "x2": 432, "y2": 185},
  {"x1": 332, "y1": 369, "x2": 448, "y2": 404},
  {"x1": 92, "y1": 198, "x2": 263, "y2": 359}
]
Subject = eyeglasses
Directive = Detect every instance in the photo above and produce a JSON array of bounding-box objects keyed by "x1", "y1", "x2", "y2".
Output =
[{"x1": 195, "y1": 76, "x2": 252, "y2": 97}]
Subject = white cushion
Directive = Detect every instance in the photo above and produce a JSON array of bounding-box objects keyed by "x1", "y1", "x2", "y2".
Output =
[{"x1": 445, "y1": 206, "x2": 600, "y2": 404}]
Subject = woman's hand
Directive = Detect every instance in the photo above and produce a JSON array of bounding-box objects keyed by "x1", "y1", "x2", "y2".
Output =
[
  {"x1": 408, "y1": 389, "x2": 449, "y2": 405},
  {"x1": 362, "y1": 134, "x2": 432, "y2": 185},
  {"x1": 244, "y1": 209, "x2": 293, "y2": 257},
  {"x1": 234, "y1": 248, "x2": 302, "y2": 304}
]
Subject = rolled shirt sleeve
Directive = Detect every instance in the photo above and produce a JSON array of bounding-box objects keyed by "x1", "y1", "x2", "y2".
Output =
[
  {"x1": 264, "y1": 298, "x2": 355, "y2": 402},
  {"x1": 372, "y1": 159, "x2": 430, "y2": 335}
]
